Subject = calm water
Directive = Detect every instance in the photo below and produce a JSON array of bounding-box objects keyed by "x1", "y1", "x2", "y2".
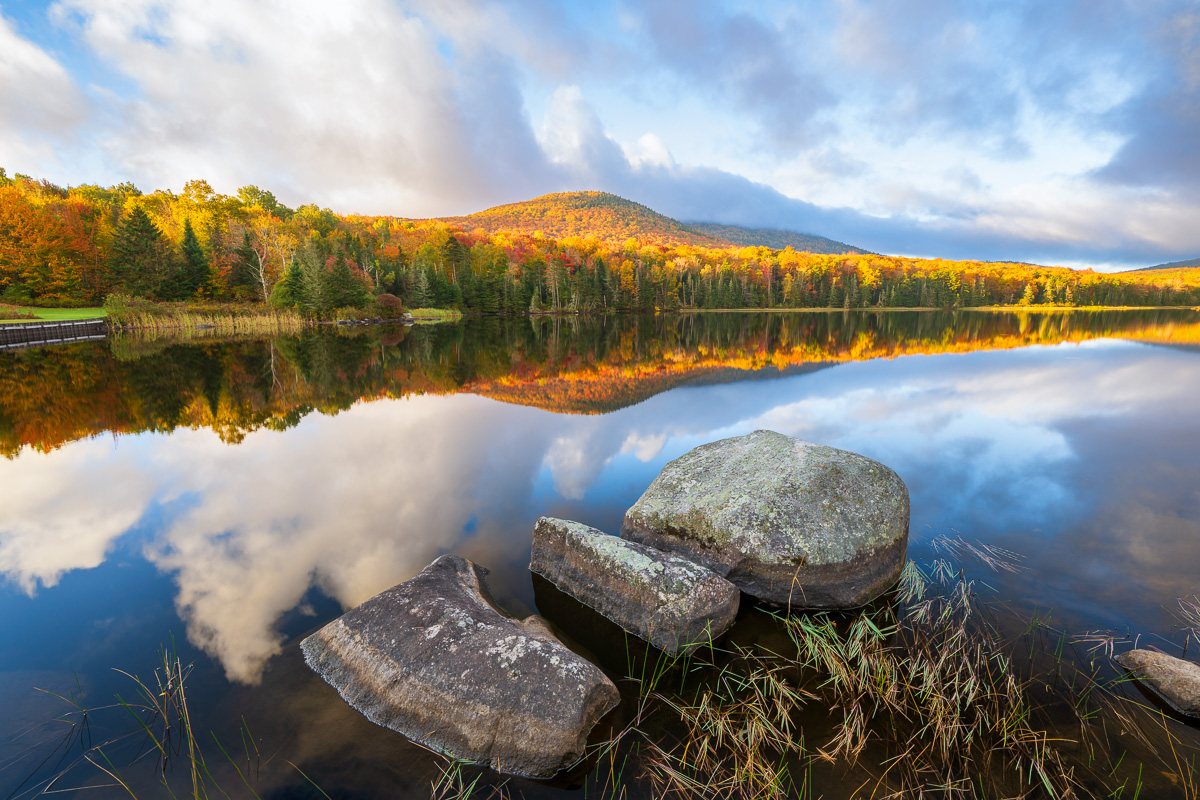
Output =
[{"x1": 2, "y1": 310, "x2": 1199, "y2": 797}]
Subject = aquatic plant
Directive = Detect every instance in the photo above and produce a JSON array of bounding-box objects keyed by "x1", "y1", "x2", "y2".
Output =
[{"x1": 593, "y1": 540, "x2": 1200, "y2": 799}]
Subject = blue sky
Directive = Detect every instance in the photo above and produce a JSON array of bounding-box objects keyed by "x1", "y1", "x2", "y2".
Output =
[{"x1": 1, "y1": 0, "x2": 1198, "y2": 269}]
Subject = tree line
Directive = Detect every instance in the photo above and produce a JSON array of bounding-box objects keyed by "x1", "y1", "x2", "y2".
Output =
[{"x1": 2, "y1": 169, "x2": 1198, "y2": 315}]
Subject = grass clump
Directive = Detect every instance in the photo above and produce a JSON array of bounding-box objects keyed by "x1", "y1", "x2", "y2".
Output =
[{"x1": 409, "y1": 307, "x2": 463, "y2": 322}]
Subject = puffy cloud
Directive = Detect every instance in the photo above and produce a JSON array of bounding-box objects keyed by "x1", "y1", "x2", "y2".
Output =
[
  {"x1": 44, "y1": 0, "x2": 555, "y2": 213},
  {"x1": 2, "y1": 0, "x2": 1198, "y2": 268},
  {"x1": 0, "y1": 9, "x2": 87, "y2": 171}
]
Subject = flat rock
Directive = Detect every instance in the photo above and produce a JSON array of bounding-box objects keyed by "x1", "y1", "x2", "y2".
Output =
[
  {"x1": 1114, "y1": 649, "x2": 1200, "y2": 717},
  {"x1": 621, "y1": 430, "x2": 909, "y2": 608},
  {"x1": 530, "y1": 516, "x2": 739, "y2": 656},
  {"x1": 301, "y1": 554, "x2": 619, "y2": 778}
]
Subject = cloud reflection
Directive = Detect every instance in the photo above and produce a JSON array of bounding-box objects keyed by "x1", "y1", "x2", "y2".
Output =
[
  {"x1": 0, "y1": 439, "x2": 153, "y2": 594},
  {"x1": 2, "y1": 340, "x2": 1199, "y2": 683}
]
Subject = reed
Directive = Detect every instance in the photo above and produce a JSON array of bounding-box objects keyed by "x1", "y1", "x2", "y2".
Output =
[
  {"x1": 603, "y1": 539, "x2": 1200, "y2": 799},
  {"x1": 17, "y1": 643, "x2": 307, "y2": 800},
  {"x1": 103, "y1": 294, "x2": 308, "y2": 335}
]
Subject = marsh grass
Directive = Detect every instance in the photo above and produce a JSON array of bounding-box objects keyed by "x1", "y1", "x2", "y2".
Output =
[
  {"x1": 590, "y1": 541, "x2": 1200, "y2": 799},
  {"x1": 11, "y1": 643, "x2": 321, "y2": 800},
  {"x1": 409, "y1": 307, "x2": 464, "y2": 322},
  {"x1": 103, "y1": 294, "x2": 307, "y2": 335}
]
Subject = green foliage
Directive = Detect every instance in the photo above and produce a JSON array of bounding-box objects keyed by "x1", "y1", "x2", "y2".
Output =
[
  {"x1": 176, "y1": 218, "x2": 212, "y2": 299},
  {"x1": 109, "y1": 207, "x2": 168, "y2": 298}
]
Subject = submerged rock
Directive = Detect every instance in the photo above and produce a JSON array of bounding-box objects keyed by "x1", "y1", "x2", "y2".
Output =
[
  {"x1": 621, "y1": 430, "x2": 909, "y2": 608},
  {"x1": 301, "y1": 554, "x2": 619, "y2": 778},
  {"x1": 530, "y1": 516, "x2": 739, "y2": 656},
  {"x1": 1114, "y1": 649, "x2": 1200, "y2": 717}
]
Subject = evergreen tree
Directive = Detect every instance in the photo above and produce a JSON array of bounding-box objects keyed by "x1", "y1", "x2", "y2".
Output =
[
  {"x1": 321, "y1": 255, "x2": 370, "y2": 311},
  {"x1": 178, "y1": 218, "x2": 211, "y2": 299},
  {"x1": 389, "y1": 247, "x2": 410, "y2": 296},
  {"x1": 269, "y1": 257, "x2": 305, "y2": 309},
  {"x1": 231, "y1": 231, "x2": 258, "y2": 294},
  {"x1": 410, "y1": 265, "x2": 429, "y2": 307},
  {"x1": 108, "y1": 207, "x2": 165, "y2": 297}
]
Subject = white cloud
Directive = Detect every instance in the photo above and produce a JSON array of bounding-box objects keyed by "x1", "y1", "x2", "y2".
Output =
[
  {"x1": 46, "y1": 0, "x2": 550, "y2": 214},
  {"x1": 0, "y1": 9, "x2": 87, "y2": 172}
]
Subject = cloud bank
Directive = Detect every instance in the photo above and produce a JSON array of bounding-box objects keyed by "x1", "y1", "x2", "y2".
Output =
[{"x1": 1, "y1": 0, "x2": 1198, "y2": 267}]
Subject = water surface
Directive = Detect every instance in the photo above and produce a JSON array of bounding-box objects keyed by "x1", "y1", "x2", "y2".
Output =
[{"x1": 2, "y1": 309, "x2": 1199, "y2": 797}]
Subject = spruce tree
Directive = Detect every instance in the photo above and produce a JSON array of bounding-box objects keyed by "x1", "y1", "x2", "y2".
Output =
[
  {"x1": 108, "y1": 207, "x2": 164, "y2": 297},
  {"x1": 178, "y1": 218, "x2": 211, "y2": 299}
]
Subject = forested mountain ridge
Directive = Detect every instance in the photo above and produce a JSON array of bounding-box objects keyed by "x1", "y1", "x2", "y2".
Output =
[
  {"x1": 1, "y1": 169, "x2": 1199, "y2": 313},
  {"x1": 432, "y1": 191, "x2": 723, "y2": 247},
  {"x1": 686, "y1": 222, "x2": 870, "y2": 255},
  {"x1": 1131, "y1": 257, "x2": 1200, "y2": 272}
]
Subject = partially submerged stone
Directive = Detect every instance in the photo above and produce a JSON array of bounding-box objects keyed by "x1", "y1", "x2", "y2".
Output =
[
  {"x1": 301, "y1": 554, "x2": 619, "y2": 778},
  {"x1": 530, "y1": 516, "x2": 739, "y2": 656},
  {"x1": 1114, "y1": 649, "x2": 1200, "y2": 717},
  {"x1": 621, "y1": 430, "x2": 909, "y2": 609}
]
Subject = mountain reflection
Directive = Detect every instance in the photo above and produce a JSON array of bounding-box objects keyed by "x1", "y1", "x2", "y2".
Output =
[
  {"x1": 0, "y1": 309, "x2": 1198, "y2": 685},
  {"x1": 2, "y1": 309, "x2": 1198, "y2": 456}
]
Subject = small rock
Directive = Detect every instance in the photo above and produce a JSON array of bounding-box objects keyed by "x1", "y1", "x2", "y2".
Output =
[
  {"x1": 621, "y1": 430, "x2": 909, "y2": 608},
  {"x1": 301, "y1": 554, "x2": 619, "y2": 777},
  {"x1": 530, "y1": 516, "x2": 739, "y2": 656},
  {"x1": 1114, "y1": 649, "x2": 1200, "y2": 717}
]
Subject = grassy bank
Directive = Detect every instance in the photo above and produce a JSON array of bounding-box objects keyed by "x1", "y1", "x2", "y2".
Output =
[{"x1": 103, "y1": 294, "x2": 307, "y2": 335}]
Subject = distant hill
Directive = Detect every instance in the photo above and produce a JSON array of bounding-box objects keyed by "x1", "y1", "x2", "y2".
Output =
[
  {"x1": 1130, "y1": 257, "x2": 1200, "y2": 272},
  {"x1": 433, "y1": 191, "x2": 870, "y2": 252},
  {"x1": 437, "y1": 191, "x2": 723, "y2": 247},
  {"x1": 687, "y1": 222, "x2": 870, "y2": 254}
]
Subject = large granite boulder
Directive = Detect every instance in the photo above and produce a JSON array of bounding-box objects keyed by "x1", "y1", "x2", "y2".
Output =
[
  {"x1": 530, "y1": 516, "x2": 739, "y2": 656},
  {"x1": 621, "y1": 430, "x2": 909, "y2": 608},
  {"x1": 1114, "y1": 649, "x2": 1200, "y2": 717},
  {"x1": 301, "y1": 555, "x2": 619, "y2": 777}
]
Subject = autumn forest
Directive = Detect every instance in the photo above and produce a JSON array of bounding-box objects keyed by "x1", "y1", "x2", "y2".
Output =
[{"x1": 2, "y1": 170, "x2": 1199, "y2": 317}]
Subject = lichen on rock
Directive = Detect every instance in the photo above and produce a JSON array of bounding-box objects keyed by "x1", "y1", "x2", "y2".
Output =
[
  {"x1": 621, "y1": 430, "x2": 910, "y2": 608},
  {"x1": 301, "y1": 554, "x2": 618, "y2": 778},
  {"x1": 530, "y1": 516, "x2": 739, "y2": 656}
]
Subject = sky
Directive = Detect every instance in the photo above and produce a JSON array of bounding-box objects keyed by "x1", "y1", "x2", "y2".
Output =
[{"x1": 1, "y1": 0, "x2": 1198, "y2": 270}]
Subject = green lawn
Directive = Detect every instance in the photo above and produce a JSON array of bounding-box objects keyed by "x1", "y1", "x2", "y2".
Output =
[{"x1": 0, "y1": 307, "x2": 107, "y2": 323}]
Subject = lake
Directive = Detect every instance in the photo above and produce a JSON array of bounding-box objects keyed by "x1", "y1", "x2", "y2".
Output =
[{"x1": 2, "y1": 309, "x2": 1199, "y2": 798}]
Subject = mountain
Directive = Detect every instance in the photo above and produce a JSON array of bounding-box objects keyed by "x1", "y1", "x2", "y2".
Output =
[
  {"x1": 434, "y1": 191, "x2": 869, "y2": 253},
  {"x1": 1130, "y1": 257, "x2": 1200, "y2": 272},
  {"x1": 686, "y1": 222, "x2": 870, "y2": 254},
  {"x1": 437, "y1": 191, "x2": 722, "y2": 247}
]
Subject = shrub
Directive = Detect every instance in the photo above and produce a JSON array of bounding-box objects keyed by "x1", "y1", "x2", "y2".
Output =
[
  {"x1": 0, "y1": 304, "x2": 37, "y2": 320},
  {"x1": 368, "y1": 293, "x2": 406, "y2": 318}
]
